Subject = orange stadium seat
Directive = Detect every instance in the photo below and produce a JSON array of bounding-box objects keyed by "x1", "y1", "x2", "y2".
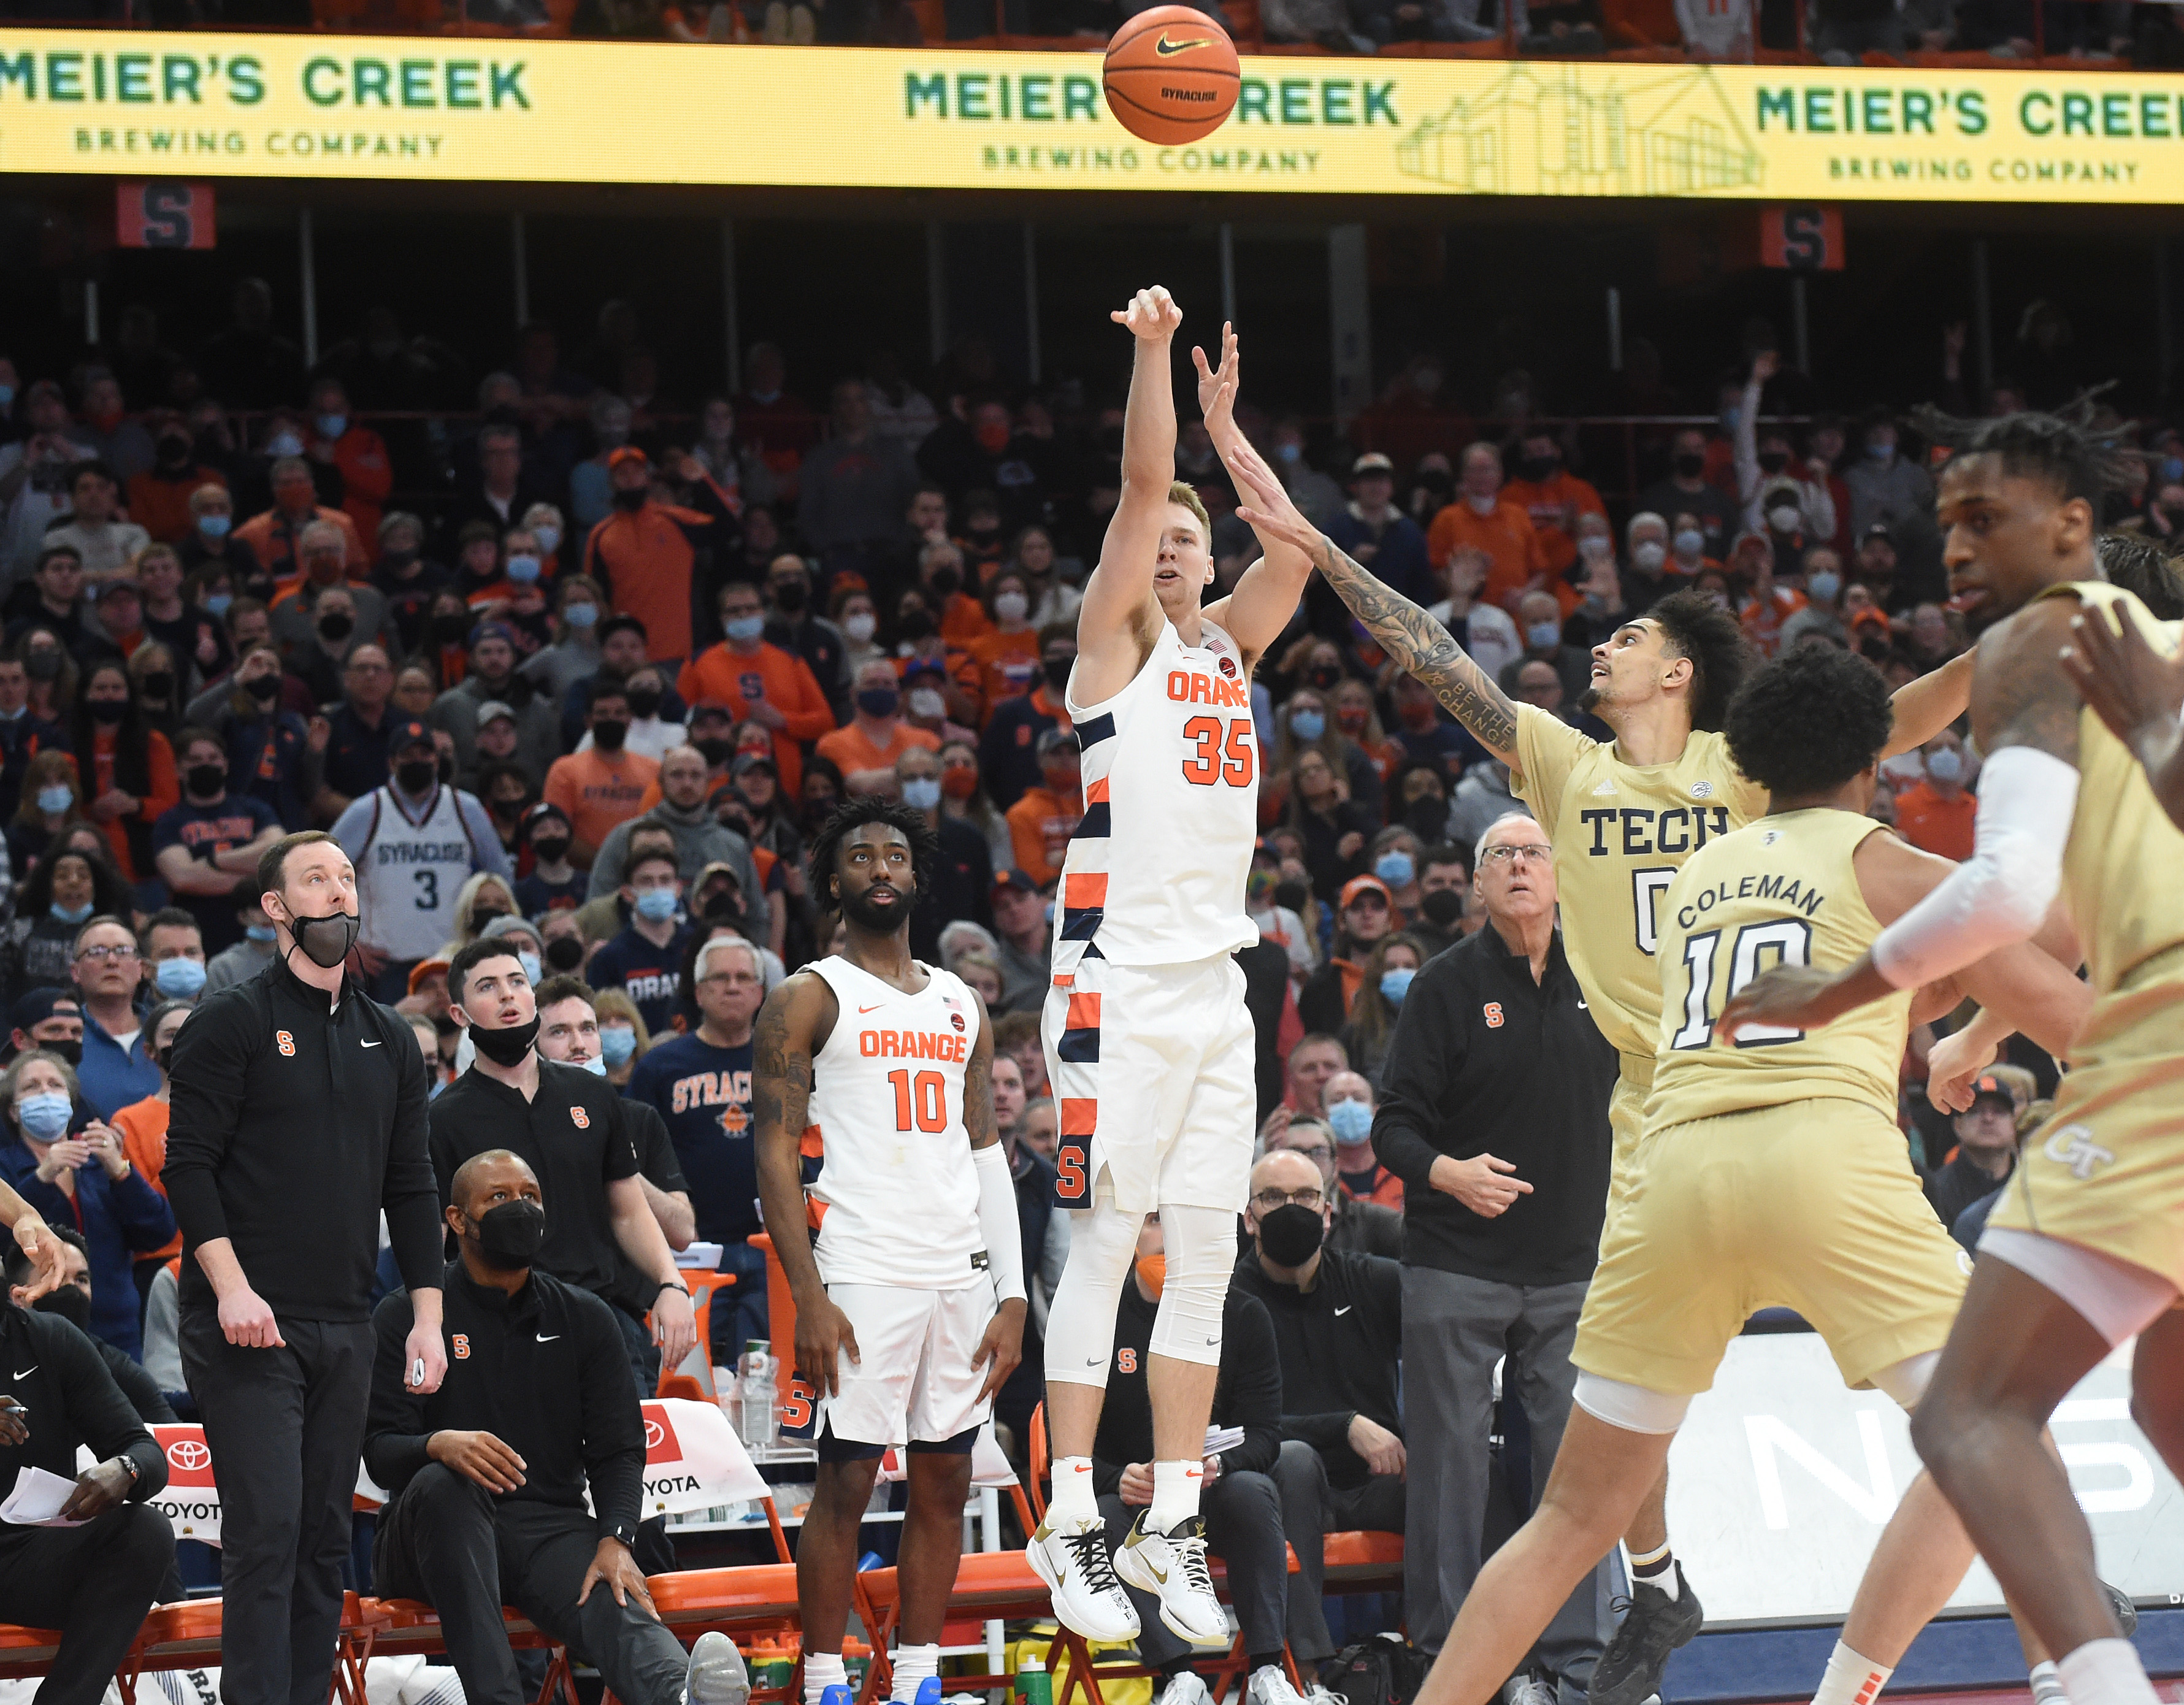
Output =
[{"x1": 0, "y1": 1625, "x2": 63, "y2": 1687}]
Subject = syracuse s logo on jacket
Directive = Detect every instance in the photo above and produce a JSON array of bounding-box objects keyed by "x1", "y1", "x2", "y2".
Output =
[
  {"x1": 1483, "y1": 1003, "x2": 1504, "y2": 1029},
  {"x1": 276, "y1": 1030, "x2": 296, "y2": 1056}
]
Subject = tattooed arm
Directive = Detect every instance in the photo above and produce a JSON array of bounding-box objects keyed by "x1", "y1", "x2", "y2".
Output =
[
  {"x1": 753, "y1": 970, "x2": 862, "y2": 1397},
  {"x1": 1227, "y1": 433, "x2": 1519, "y2": 764}
]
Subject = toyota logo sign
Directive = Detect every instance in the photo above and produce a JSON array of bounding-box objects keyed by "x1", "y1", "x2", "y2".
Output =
[
  {"x1": 644, "y1": 1417, "x2": 665, "y2": 1452},
  {"x1": 167, "y1": 1439, "x2": 210, "y2": 1471}
]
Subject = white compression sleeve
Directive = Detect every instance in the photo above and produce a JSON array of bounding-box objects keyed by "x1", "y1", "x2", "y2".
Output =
[
  {"x1": 1871, "y1": 745, "x2": 2079, "y2": 990},
  {"x1": 972, "y1": 1143, "x2": 1026, "y2": 1303}
]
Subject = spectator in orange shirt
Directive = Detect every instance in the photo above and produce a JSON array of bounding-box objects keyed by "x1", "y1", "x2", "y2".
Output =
[
  {"x1": 1737, "y1": 541, "x2": 1809, "y2": 659},
  {"x1": 1352, "y1": 354, "x2": 1473, "y2": 478},
  {"x1": 675, "y1": 580, "x2": 833, "y2": 796},
  {"x1": 816, "y1": 657, "x2": 940, "y2": 794},
  {"x1": 1004, "y1": 727, "x2": 1082, "y2": 892},
  {"x1": 110, "y1": 997, "x2": 194, "y2": 1278},
  {"x1": 126, "y1": 415, "x2": 226, "y2": 547},
  {"x1": 73, "y1": 657, "x2": 178, "y2": 883},
  {"x1": 305, "y1": 379, "x2": 393, "y2": 562},
  {"x1": 233, "y1": 457, "x2": 367, "y2": 579},
  {"x1": 1501, "y1": 429, "x2": 1607, "y2": 581},
  {"x1": 967, "y1": 567, "x2": 1041, "y2": 713},
  {"x1": 1894, "y1": 729, "x2": 1977, "y2": 862},
  {"x1": 921, "y1": 538, "x2": 992, "y2": 648},
  {"x1": 542, "y1": 678, "x2": 660, "y2": 867},
  {"x1": 583, "y1": 447, "x2": 737, "y2": 667},
  {"x1": 1426, "y1": 443, "x2": 1552, "y2": 616}
]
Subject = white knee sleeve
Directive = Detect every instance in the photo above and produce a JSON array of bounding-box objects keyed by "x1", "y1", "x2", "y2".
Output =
[
  {"x1": 1148, "y1": 1205, "x2": 1237, "y2": 1368},
  {"x1": 1571, "y1": 1372, "x2": 1689, "y2": 1435},
  {"x1": 1044, "y1": 1186, "x2": 1141, "y2": 1387}
]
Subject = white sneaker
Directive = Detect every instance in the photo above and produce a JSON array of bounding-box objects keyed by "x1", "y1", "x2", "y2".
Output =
[
  {"x1": 1501, "y1": 1675, "x2": 1555, "y2": 1705},
  {"x1": 1155, "y1": 1674, "x2": 1215, "y2": 1705},
  {"x1": 1113, "y1": 1512, "x2": 1228, "y2": 1646},
  {"x1": 1027, "y1": 1513, "x2": 1141, "y2": 1642},
  {"x1": 685, "y1": 1633, "x2": 751, "y2": 1705},
  {"x1": 1247, "y1": 1665, "x2": 1307, "y2": 1705}
]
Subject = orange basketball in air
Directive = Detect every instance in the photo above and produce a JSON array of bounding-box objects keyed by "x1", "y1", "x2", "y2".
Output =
[{"x1": 1103, "y1": 5, "x2": 1241, "y2": 146}]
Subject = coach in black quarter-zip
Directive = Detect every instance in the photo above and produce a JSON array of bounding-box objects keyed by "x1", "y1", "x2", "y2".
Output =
[{"x1": 162, "y1": 832, "x2": 448, "y2": 1705}]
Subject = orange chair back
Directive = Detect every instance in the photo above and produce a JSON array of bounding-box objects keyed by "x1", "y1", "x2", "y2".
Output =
[
  {"x1": 749, "y1": 1232, "x2": 801, "y2": 1428},
  {"x1": 1026, "y1": 1400, "x2": 1049, "y2": 1520}
]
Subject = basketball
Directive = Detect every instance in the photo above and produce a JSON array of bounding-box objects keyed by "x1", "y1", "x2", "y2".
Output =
[{"x1": 1102, "y1": 5, "x2": 1241, "y2": 147}]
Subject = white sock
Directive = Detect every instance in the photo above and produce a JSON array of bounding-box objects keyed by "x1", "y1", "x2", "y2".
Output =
[
  {"x1": 2031, "y1": 1659, "x2": 2071, "y2": 1705},
  {"x1": 2058, "y1": 1639, "x2": 2160, "y2": 1705},
  {"x1": 804, "y1": 1652, "x2": 848, "y2": 1705},
  {"x1": 1148, "y1": 1460, "x2": 1204, "y2": 1533},
  {"x1": 1810, "y1": 1639, "x2": 1892, "y2": 1705},
  {"x1": 890, "y1": 1644, "x2": 940, "y2": 1704},
  {"x1": 1628, "y1": 1540, "x2": 1679, "y2": 1601},
  {"x1": 1048, "y1": 1456, "x2": 1098, "y2": 1527}
]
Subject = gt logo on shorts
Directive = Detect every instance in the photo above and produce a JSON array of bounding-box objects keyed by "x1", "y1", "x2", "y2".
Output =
[
  {"x1": 276, "y1": 1030, "x2": 296, "y2": 1056},
  {"x1": 1483, "y1": 1003, "x2": 1504, "y2": 1029},
  {"x1": 2044, "y1": 1124, "x2": 2115, "y2": 1180},
  {"x1": 571, "y1": 1106, "x2": 591, "y2": 1130},
  {"x1": 452, "y1": 1335, "x2": 470, "y2": 1359}
]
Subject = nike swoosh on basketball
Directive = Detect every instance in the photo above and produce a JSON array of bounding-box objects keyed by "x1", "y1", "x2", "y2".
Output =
[
  {"x1": 1154, "y1": 31, "x2": 1211, "y2": 50},
  {"x1": 361, "y1": 1040, "x2": 381, "y2": 1048}
]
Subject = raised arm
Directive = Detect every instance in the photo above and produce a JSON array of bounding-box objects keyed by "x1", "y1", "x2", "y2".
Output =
[
  {"x1": 1075, "y1": 288, "x2": 1183, "y2": 702},
  {"x1": 1194, "y1": 328, "x2": 1309, "y2": 664},
  {"x1": 2060, "y1": 597, "x2": 2184, "y2": 832},
  {"x1": 1880, "y1": 649, "x2": 1974, "y2": 759},
  {"x1": 1228, "y1": 434, "x2": 1519, "y2": 764}
]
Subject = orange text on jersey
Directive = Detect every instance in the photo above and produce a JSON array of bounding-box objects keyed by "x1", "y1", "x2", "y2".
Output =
[
  {"x1": 859, "y1": 1029, "x2": 970, "y2": 1062},
  {"x1": 1167, "y1": 669, "x2": 1250, "y2": 709}
]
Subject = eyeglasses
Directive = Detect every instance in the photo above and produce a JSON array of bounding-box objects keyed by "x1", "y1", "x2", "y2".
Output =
[
  {"x1": 76, "y1": 944, "x2": 140, "y2": 964},
  {"x1": 1252, "y1": 1187, "x2": 1325, "y2": 1212},
  {"x1": 1481, "y1": 843, "x2": 1554, "y2": 867}
]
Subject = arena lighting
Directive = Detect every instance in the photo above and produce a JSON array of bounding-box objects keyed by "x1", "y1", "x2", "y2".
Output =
[{"x1": 3, "y1": 31, "x2": 2183, "y2": 201}]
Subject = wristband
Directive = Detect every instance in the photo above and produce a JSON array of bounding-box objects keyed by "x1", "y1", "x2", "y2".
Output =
[{"x1": 657, "y1": 1279, "x2": 689, "y2": 1298}]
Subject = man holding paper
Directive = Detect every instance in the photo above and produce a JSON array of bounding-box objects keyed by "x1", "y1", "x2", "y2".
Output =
[{"x1": 0, "y1": 1278, "x2": 174, "y2": 1705}]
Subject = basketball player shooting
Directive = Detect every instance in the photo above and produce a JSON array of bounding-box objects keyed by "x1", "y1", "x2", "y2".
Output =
[
  {"x1": 752, "y1": 799, "x2": 1026, "y2": 1705},
  {"x1": 1027, "y1": 288, "x2": 1314, "y2": 1647}
]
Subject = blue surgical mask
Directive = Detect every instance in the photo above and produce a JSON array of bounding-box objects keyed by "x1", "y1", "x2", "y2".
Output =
[
  {"x1": 1867, "y1": 440, "x2": 1894, "y2": 461},
  {"x1": 1673, "y1": 529, "x2": 1705, "y2": 559},
  {"x1": 246, "y1": 922, "x2": 277, "y2": 943},
  {"x1": 204, "y1": 591, "x2": 233, "y2": 616},
  {"x1": 316, "y1": 414, "x2": 348, "y2": 440},
  {"x1": 1925, "y1": 747, "x2": 1965, "y2": 785},
  {"x1": 1374, "y1": 851, "x2": 1415, "y2": 887},
  {"x1": 518, "y1": 950, "x2": 542, "y2": 986},
  {"x1": 15, "y1": 1092, "x2": 72, "y2": 1141},
  {"x1": 155, "y1": 957, "x2": 207, "y2": 998},
  {"x1": 724, "y1": 615, "x2": 767, "y2": 645},
  {"x1": 1325, "y1": 1097, "x2": 1374, "y2": 1147},
  {"x1": 1720, "y1": 405, "x2": 1741, "y2": 432},
  {"x1": 1806, "y1": 570, "x2": 1842, "y2": 604},
  {"x1": 533, "y1": 525, "x2": 562, "y2": 555},
  {"x1": 580, "y1": 1054, "x2": 608, "y2": 1076},
  {"x1": 1526, "y1": 621, "x2": 1561, "y2": 651},
  {"x1": 36, "y1": 786, "x2": 73, "y2": 816},
  {"x1": 1289, "y1": 708, "x2": 1325, "y2": 742},
  {"x1": 1276, "y1": 442, "x2": 1301, "y2": 464},
  {"x1": 197, "y1": 515, "x2": 232, "y2": 541},
  {"x1": 49, "y1": 901, "x2": 93, "y2": 925},
  {"x1": 562, "y1": 602, "x2": 599, "y2": 629},
  {"x1": 266, "y1": 432, "x2": 304, "y2": 459},
  {"x1": 599, "y1": 1026, "x2": 637, "y2": 1067},
  {"x1": 902, "y1": 776, "x2": 942, "y2": 812},
  {"x1": 0, "y1": 386, "x2": 14, "y2": 409},
  {"x1": 634, "y1": 887, "x2": 680, "y2": 923},
  {"x1": 505, "y1": 554, "x2": 542, "y2": 584},
  {"x1": 2163, "y1": 456, "x2": 2184, "y2": 486},
  {"x1": 1379, "y1": 968, "x2": 1416, "y2": 1006}
]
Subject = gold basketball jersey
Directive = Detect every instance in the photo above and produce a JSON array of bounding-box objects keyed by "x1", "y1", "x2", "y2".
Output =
[
  {"x1": 1646, "y1": 808, "x2": 1914, "y2": 1130},
  {"x1": 1513, "y1": 707, "x2": 1769, "y2": 1061}
]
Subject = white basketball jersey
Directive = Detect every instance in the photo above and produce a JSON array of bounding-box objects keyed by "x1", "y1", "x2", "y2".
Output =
[
  {"x1": 353, "y1": 784, "x2": 491, "y2": 962},
  {"x1": 1053, "y1": 616, "x2": 1259, "y2": 974},
  {"x1": 807, "y1": 957, "x2": 987, "y2": 1291}
]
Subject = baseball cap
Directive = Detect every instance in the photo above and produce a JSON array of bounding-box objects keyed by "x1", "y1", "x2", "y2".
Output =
[
  {"x1": 388, "y1": 717, "x2": 436, "y2": 755},
  {"x1": 407, "y1": 956, "x2": 451, "y2": 997},
  {"x1": 993, "y1": 868, "x2": 1038, "y2": 897},
  {"x1": 521, "y1": 801, "x2": 572, "y2": 841},
  {"x1": 1350, "y1": 453, "x2": 1395, "y2": 478},
  {"x1": 607, "y1": 445, "x2": 649, "y2": 471},
  {"x1": 475, "y1": 700, "x2": 516, "y2": 727},
  {"x1": 689, "y1": 699, "x2": 735, "y2": 725},
  {"x1": 730, "y1": 751, "x2": 777, "y2": 778},
  {"x1": 1861, "y1": 521, "x2": 1896, "y2": 545},
  {"x1": 480, "y1": 914, "x2": 542, "y2": 947},
  {"x1": 1968, "y1": 1074, "x2": 2015, "y2": 1112},
  {"x1": 1036, "y1": 726, "x2": 1079, "y2": 757},
  {"x1": 95, "y1": 578, "x2": 141, "y2": 603},
  {"x1": 469, "y1": 620, "x2": 517, "y2": 651},
  {"x1": 9, "y1": 987, "x2": 79, "y2": 1033},
  {"x1": 1339, "y1": 874, "x2": 1393, "y2": 910}
]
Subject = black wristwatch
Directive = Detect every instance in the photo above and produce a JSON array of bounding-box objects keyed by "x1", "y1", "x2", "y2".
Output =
[
  {"x1": 115, "y1": 1454, "x2": 141, "y2": 1489},
  {"x1": 607, "y1": 1520, "x2": 639, "y2": 1550}
]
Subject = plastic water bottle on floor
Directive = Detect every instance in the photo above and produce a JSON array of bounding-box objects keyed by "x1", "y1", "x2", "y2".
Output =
[{"x1": 737, "y1": 1340, "x2": 776, "y2": 1451}]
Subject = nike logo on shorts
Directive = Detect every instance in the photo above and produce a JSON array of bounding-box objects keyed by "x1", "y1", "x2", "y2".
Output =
[{"x1": 361, "y1": 1040, "x2": 381, "y2": 1048}]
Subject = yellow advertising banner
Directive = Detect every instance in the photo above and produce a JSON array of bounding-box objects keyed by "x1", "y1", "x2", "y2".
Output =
[{"x1": 2, "y1": 29, "x2": 2182, "y2": 199}]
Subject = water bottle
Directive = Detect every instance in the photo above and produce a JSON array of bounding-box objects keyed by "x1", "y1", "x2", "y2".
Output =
[
  {"x1": 819, "y1": 1686, "x2": 853, "y2": 1705},
  {"x1": 737, "y1": 1340, "x2": 776, "y2": 1451},
  {"x1": 1016, "y1": 1655, "x2": 1052, "y2": 1705}
]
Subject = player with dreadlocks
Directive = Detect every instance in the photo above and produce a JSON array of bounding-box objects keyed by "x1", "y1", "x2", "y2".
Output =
[
  {"x1": 1726, "y1": 411, "x2": 2184, "y2": 1705},
  {"x1": 753, "y1": 797, "x2": 1027, "y2": 1705}
]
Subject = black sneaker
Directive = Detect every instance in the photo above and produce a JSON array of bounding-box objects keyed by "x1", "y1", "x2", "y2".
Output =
[{"x1": 1588, "y1": 1566, "x2": 1704, "y2": 1705}]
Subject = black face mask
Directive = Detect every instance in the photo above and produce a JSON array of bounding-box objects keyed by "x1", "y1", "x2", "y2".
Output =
[
  {"x1": 32, "y1": 1285, "x2": 91, "y2": 1332},
  {"x1": 23, "y1": 652, "x2": 59, "y2": 684},
  {"x1": 142, "y1": 672, "x2": 175, "y2": 701},
  {"x1": 468, "y1": 1010, "x2": 541, "y2": 1068},
  {"x1": 1306, "y1": 665, "x2": 1343, "y2": 692},
  {"x1": 545, "y1": 935, "x2": 585, "y2": 972},
  {"x1": 156, "y1": 436, "x2": 194, "y2": 469},
  {"x1": 284, "y1": 908, "x2": 360, "y2": 970},
  {"x1": 1419, "y1": 887, "x2": 1466, "y2": 928},
  {"x1": 469, "y1": 908, "x2": 509, "y2": 930},
  {"x1": 1673, "y1": 451, "x2": 1706, "y2": 480},
  {"x1": 927, "y1": 565, "x2": 961, "y2": 598},
  {"x1": 245, "y1": 673, "x2": 282, "y2": 703},
  {"x1": 1405, "y1": 799, "x2": 1447, "y2": 839},
  {"x1": 434, "y1": 612, "x2": 473, "y2": 645},
  {"x1": 531, "y1": 836, "x2": 570, "y2": 865},
  {"x1": 591, "y1": 719, "x2": 628, "y2": 754},
  {"x1": 469, "y1": 1198, "x2": 548, "y2": 1271},
  {"x1": 772, "y1": 582, "x2": 806, "y2": 615},
  {"x1": 627, "y1": 688, "x2": 662, "y2": 719},
  {"x1": 396, "y1": 759, "x2": 439, "y2": 795},
  {"x1": 1273, "y1": 878, "x2": 1311, "y2": 914},
  {"x1": 185, "y1": 763, "x2": 226, "y2": 799},
  {"x1": 896, "y1": 609, "x2": 935, "y2": 642},
  {"x1": 381, "y1": 548, "x2": 419, "y2": 571},
  {"x1": 1518, "y1": 454, "x2": 1558, "y2": 483},
  {"x1": 1257, "y1": 1203, "x2": 1327, "y2": 1268},
  {"x1": 612, "y1": 487, "x2": 648, "y2": 511},
  {"x1": 1757, "y1": 450, "x2": 1790, "y2": 475},
  {"x1": 87, "y1": 699, "x2": 126, "y2": 726},
  {"x1": 702, "y1": 890, "x2": 743, "y2": 924},
  {"x1": 317, "y1": 613, "x2": 354, "y2": 645},
  {"x1": 1042, "y1": 657, "x2": 1073, "y2": 694},
  {"x1": 695, "y1": 737, "x2": 734, "y2": 767}
]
